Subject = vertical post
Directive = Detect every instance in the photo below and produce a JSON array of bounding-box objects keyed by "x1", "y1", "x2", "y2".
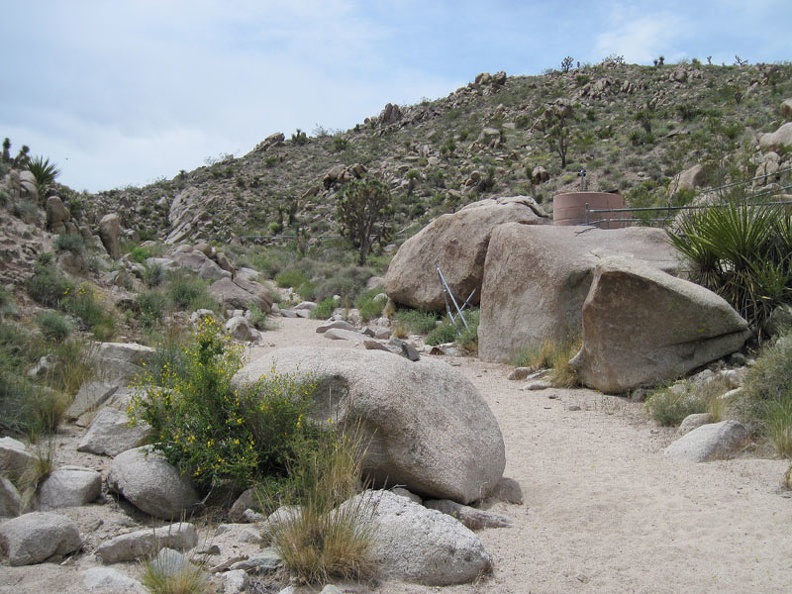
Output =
[{"x1": 585, "y1": 203, "x2": 590, "y2": 226}]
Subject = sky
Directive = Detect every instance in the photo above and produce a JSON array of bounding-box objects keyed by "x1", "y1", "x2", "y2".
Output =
[{"x1": 1, "y1": 0, "x2": 789, "y2": 193}]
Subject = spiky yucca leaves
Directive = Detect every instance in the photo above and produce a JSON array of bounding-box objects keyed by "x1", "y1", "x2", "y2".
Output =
[
  {"x1": 667, "y1": 201, "x2": 792, "y2": 340},
  {"x1": 26, "y1": 156, "x2": 61, "y2": 204}
]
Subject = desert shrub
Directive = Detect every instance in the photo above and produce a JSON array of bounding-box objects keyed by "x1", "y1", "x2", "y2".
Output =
[
  {"x1": 26, "y1": 258, "x2": 74, "y2": 308},
  {"x1": 166, "y1": 270, "x2": 217, "y2": 312},
  {"x1": 736, "y1": 333, "x2": 792, "y2": 456},
  {"x1": 313, "y1": 266, "x2": 376, "y2": 302},
  {"x1": 264, "y1": 426, "x2": 376, "y2": 584},
  {"x1": 37, "y1": 309, "x2": 72, "y2": 341},
  {"x1": 425, "y1": 322, "x2": 457, "y2": 345},
  {"x1": 45, "y1": 337, "x2": 98, "y2": 396},
  {"x1": 246, "y1": 248, "x2": 296, "y2": 279},
  {"x1": 62, "y1": 282, "x2": 116, "y2": 340},
  {"x1": 129, "y1": 245, "x2": 152, "y2": 263},
  {"x1": 645, "y1": 382, "x2": 709, "y2": 427},
  {"x1": 393, "y1": 309, "x2": 437, "y2": 335},
  {"x1": 0, "y1": 369, "x2": 40, "y2": 435},
  {"x1": 247, "y1": 304, "x2": 269, "y2": 331},
  {"x1": 667, "y1": 202, "x2": 792, "y2": 339},
  {"x1": 296, "y1": 279, "x2": 316, "y2": 301},
  {"x1": 143, "y1": 262, "x2": 165, "y2": 287},
  {"x1": 12, "y1": 200, "x2": 39, "y2": 224},
  {"x1": 355, "y1": 289, "x2": 386, "y2": 322},
  {"x1": 455, "y1": 309, "x2": 480, "y2": 354},
  {"x1": 137, "y1": 289, "x2": 170, "y2": 328},
  {"x1": 130, "y1": 317, "x2": 320, "y2": 492},
  {"x1": 54, "y1": 233, "x2": 84, "y2": 255},
  {"x1": 275, "y1": 268, "x2": 310, "y2": 289},
  {"x1": 310, "y1": 298, "x2": 335, "y2": 320}
]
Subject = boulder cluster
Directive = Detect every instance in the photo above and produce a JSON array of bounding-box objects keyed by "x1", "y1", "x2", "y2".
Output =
[
  {"x1": 0, "y1": 319, "x2": 514, "y2": 590},
  {"x1": 385, "y1": 195, "x2": 751, "y2": 393}
]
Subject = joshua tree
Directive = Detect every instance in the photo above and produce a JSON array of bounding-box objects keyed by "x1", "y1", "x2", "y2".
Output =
[
  {"x1": 335, "y1": 176, "x2": 394, "y2": 266},
  {"x1": 2, "y1": 138, "x2": 10, "y2": 163},
  {"x1": 14, "y1": 145, "x2": 30, "y2": 168},
  {"x1": 535, "y1": 99, "x2": 575, "y2": 168}
]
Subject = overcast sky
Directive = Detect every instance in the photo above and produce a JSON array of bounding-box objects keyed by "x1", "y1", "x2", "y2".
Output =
[{"x1": 1, "y1": 0, "x2": 788, "y2": 193}]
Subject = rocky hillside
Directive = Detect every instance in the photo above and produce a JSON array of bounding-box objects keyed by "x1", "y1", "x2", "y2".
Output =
[{"x1": 73, "y1": 59, "x2": 792, "y2": 251}]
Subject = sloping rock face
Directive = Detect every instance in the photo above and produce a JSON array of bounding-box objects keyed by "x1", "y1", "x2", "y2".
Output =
[
  {"x1": 208, "y1": 276, "x2": 273, "y2": 313},
  {"x1": 478, "y1": 224, "x2": 680, "y2": 363},
  {"x1": 339, "y1": 490, "x2": 492, "y2": 586},
  {"x1": 234, "y1": 347, "x2": 505, "y2": 504},
  {"x1": 385, "y1": 196, "x2": 550, "y2": 311},
  {"x1": 570, "y1": 257, "x2": 750, "y2": 393}
]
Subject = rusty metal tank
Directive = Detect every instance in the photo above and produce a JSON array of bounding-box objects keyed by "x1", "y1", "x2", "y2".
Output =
[{"x1": 553, "y1": 191, "x2": 630, "y2": 229}]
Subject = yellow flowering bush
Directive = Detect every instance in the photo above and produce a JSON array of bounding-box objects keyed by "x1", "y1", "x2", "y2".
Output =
[{"x1": 130, "y1": 316, "x2": 318, "y2": 492}]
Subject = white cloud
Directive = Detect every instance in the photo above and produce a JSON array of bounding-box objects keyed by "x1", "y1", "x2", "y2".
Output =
[{"x1": 593, "y1": 4, "x2": 687, "y2": 64}]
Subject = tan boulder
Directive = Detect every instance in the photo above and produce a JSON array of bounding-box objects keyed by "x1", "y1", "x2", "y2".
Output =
[
  {"x1": 234, "y1": 347, "x2": 505, "y2": 504},
  {"x1": 385, "y1": 196, "x2": 550, "y2": 312},
  {"x1": 478, "y1": 224, "x2": 680, "y2": 363},
  {"x1": 759, "y1": 122, "x2": 792, "y2": 150},
  {"x1": 98, "y1": 213, "x2": 121, "y2": 260},
  {"x1": 781, "y1": 98, "x2": 792, "y2": 120},
  {"x1": 570, "y1": 257, "x2": 750, "y2": 393}
]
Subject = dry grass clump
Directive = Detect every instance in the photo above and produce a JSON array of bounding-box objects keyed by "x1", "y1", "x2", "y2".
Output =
[
  {"x1": 512, "y1": 337, "x2": 581, "y2": 388},
  {"x1": 140, "y1": 559, "x2": 212, "y2": 594},
  {"x1": 263, "y1": 426, "x2": 378, "y2": 585},
  {"x1": 735, "y1": 333, "x2": 792, "y2": 457}
]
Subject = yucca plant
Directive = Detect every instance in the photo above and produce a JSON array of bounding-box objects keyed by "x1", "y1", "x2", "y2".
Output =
[
  {"x1": 26, "y1": 156, "x2": 61, "y2": 204},
  {"x1": 668, "y1": 201, "x2": 792, "y2": 340}
]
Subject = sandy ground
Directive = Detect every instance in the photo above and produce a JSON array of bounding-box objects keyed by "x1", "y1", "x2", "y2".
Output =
[{"x1": 2, "y1": 316, "x2": 792, "y2": 593}]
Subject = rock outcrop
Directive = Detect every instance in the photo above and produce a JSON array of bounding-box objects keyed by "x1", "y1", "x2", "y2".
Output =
[
  {"x1": 478, "y1": 224, "x2": 680, "y2": 363},
  {"x1": 234, "y1": 347, "x2": 505, "y2": 504},
  {"x1": 570, "y1": 257, "x2": 750, "y2": 393},
  {"x1": 385, "y1": 196, "x2": 550, "y2": 311}
]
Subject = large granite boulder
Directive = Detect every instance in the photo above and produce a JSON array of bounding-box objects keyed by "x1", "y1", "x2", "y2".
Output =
[
  {"x1": 96, "y1": 342, "x2": 155, "y2": 384},
  {"x1": 385, "y1": 196, "x2": 550, "y2": 311},
  {"x1": 0, "y1": 512, "x2": 82, "y2": 566},
  {"x1": 98, "y1": 213, "x2": 121, "y2": 260},
  {"x1": 570, "y1": 257, "x2": 750, "y2": 393},
  {"x1": 339, "y1": 489, "x2": 492, "y2": 586},
  {"x1": 208, "y1": 276, "x2": 273, "y2": 313},
  {"x1": 759, "y1": 122, "x2": 792, "y2": 150},
  {"x1": 234, "y1": 348, "x2": 505, "y2": 504},
  {"x1": 77, "y1": 406, "x2": 153, "y2": 457},
  {"x1": 478, "y1": 224, "x2": 681, "y2": 363},
  {"x1": 107, "y1": 446, "x2": 200, "y2": 520}
]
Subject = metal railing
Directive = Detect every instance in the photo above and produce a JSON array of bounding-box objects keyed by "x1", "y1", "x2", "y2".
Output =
[{"x1": 581, "y1": 167, "x2": 792, "y2": 228}]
